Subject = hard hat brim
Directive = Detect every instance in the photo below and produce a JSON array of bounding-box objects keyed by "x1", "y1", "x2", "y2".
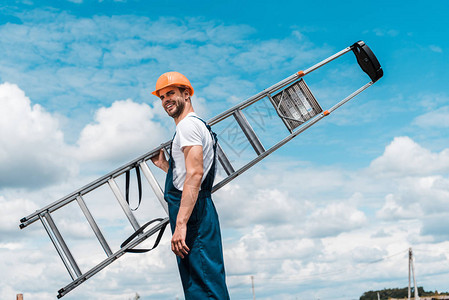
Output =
[{"x1": 152, "y1": 84, "x2": 194, "y2": 98}]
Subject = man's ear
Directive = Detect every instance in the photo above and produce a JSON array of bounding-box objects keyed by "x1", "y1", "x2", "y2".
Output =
[{"x1": 184, "y1": 89, "x2": 191, "y2": 101}]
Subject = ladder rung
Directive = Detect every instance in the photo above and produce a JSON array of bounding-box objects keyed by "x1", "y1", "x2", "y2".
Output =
[
  {"x1": 232, "y1": 109, "x2": 265, "y2": 155},
  {"x1": 216, "y1": 142, "x2": 235, "y2": 176},
  {"x1": 107, "y1": 178, "x2": 141, "y2": 231},
  {"x1": 76, "y1": 196, "x2": 113, "y2": 257},
  {"x1": 139, "y1": 161, "x2": 168, "y2": 214},
  {"x1": 40, "y1": 212, "x2": 82, "y2": 278},
  {"x1": 57, "y1": 217, "x2": 170, "y2": 298}
]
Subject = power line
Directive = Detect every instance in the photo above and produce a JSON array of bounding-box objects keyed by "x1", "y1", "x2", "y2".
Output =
[{"x1": 229, "y1": 248, "x2": 410, "y2": 282}]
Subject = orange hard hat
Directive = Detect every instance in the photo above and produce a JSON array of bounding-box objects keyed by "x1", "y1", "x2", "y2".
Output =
[{"x1": 152, "y1": 71, "x2": 194, "y2": 97}]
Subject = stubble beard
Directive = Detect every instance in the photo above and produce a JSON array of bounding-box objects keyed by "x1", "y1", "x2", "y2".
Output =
[{"x1": 167, "y1": 99, "x2": 185, "y2": 120}]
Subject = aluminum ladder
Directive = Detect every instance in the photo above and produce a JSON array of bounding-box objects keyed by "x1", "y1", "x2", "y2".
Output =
[{"x1": 19, "y1": 40, "x2": 383, "y2": 298}]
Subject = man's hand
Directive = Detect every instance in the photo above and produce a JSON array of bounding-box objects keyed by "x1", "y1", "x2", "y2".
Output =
[
  {"x1": 151, "y1": 149, "x2": 169, "y2": 173},
  {"x1": 171, "y1": 224, "x2": 190, "y2": 258}
]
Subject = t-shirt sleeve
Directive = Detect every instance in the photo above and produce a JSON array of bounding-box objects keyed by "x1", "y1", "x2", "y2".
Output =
[{"x1": 177, "y1": 118, "x2": 204, "y2": 151}]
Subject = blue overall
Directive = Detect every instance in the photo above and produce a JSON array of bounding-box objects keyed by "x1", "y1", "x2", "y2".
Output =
[{"x1": 164, "y1": 116, "x2": 230, "y2": 300}]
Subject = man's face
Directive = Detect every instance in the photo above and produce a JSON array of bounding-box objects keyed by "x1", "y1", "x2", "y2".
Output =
[{"x1": 159, "y1": 86, "x2": 187, "y2": 119}]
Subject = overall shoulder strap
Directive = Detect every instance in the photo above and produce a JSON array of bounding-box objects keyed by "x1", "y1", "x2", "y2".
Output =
[{"x1": 190, "y1": 115, "x2": 217, "y2": 144}]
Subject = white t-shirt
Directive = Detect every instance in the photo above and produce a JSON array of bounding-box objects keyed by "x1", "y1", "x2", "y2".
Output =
[{"x1": 171, "y1": 112, "x2": 215, "y2": 191}]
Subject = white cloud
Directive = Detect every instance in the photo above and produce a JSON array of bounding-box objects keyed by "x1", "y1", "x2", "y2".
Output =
[
  {"x1": 421, "y1": 214, "x2": 449, "y2": 241},
  {"x1": 369, "y1": 136, "x2": 449, "y2": 177},
  {"x1": 429, "y1": 45, "x2": 443, "y2": 53},
  {"x1": 413, "y1": 106, "x2": 449, "y2": 128},
  {"x1": 350, "y1": 246, "x2": 387, "y2": 263},
  {"x1": 376, "y1": 193, "x2": 420, "y2": 220},
  {"x1": 371, "y1": 137, "x2": 449, "y2": 226},
  {"x1": 231, "y1": 30, "x2": 323, "y2": 74},
  {"x1": 304, "y1": 202, "x2": 367, "y2": 238},
  {"x1": 0, "y1": 82, "x2": 77, "y2": 188},
  {"x1": 1, "y1": 105, "x2": 445, "y2": 299},
  {"x1": 77, "y1": 99, "x2": 167, "y2": 166},
  {"x1": 0, "y1": 12, "x2": 326, "y2": 132},
  {"x1": 372, "y1": 28, "x2": 399, "y2": 37},
  {"x1": 5, "y1": 135, "x2": 449, "y2": 299},
  {"x1": 416, "y1": 93, "x2": 449, "y2": 111},
  {"x1": 201, "y1": 76, "x2": 258, "y2": 104},
  {"x1": 0, "y1": 196, "x2": 39, "y2": 240},
  {"x1": 0, "y1": 7, "x2": 448, "y2": 300}
]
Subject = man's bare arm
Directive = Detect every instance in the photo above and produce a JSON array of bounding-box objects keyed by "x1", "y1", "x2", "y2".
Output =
[{"x1": 171, "y1": 145, "x2": 204, "y2": 258}]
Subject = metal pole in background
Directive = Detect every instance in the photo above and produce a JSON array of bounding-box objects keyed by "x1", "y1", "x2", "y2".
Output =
[
  {"x1": 411, "y1": 248, "x2": 420, "y2": 300},
  {"x1": 408, "y1": 248, "x2": 412, "y2": 300},
  {"x1": 251, "y1": 275, "x2": 256, "y2": 300}
]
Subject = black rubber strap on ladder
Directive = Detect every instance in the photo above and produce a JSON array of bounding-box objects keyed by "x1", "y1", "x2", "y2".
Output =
[
  {"x1": 125, "y1": 165, "x2": 142, "y2": 211},
  {"x1": 120, "y1": 218, "x2": 168, "y2": 253}
]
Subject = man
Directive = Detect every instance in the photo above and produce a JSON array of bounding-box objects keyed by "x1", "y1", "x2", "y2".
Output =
[{"x1": 150, "y1": 71, "x2": 230, "y2": 299}]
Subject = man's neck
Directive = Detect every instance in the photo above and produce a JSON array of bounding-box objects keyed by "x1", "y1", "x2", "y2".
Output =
[{"x1": 174, "y1": 107, "x2": 195, "y2": 125}]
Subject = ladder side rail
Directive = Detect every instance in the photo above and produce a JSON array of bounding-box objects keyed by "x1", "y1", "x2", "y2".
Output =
[
  {"x1": 57, "y1": 217, "x2": 169, "y2": 298},
  {"x1": 56, "y1": 80, "x2": 375, "y2": 296},
  {"x1": 233, "y1": 109, "x2": 266, "y2": 155},
  {"x1": 21, "y1": 44, "x2": 358, "y2": 228},
  {"x1": 216, "y1": 142, "x2": 235, "y2": 176},
  {"x1": 139, "y1": 161, "x2": 169, "y2": 214},
  {"x1": 208, "y1": 45, "x2": 354, "y2": 126},
  {"x1": 20, "y1": 45, "x2": 355, "y2": 228},
  {"x1": 75, "y1": 196, "x2": 113, "y2": 257},
  {"x1": 212, "y1": 112, "x2": 324, "y2": 193},
  {"x1": 39, "y1": 214, "x2": 77, "y2": 280},
  {"x1": 212, "y1": 80, "x2": 374, "y2": 193},
  {"x1": 208, "y1": 73, "x2": 299, "y2": 126},
  {"x1": 303, "y1": 46, "x2": 353, "y2": 76},
  {"x1": 42, "y1": 212, "x2": 82, "y2": 278},
  {"x1": 327, "y1": 81, "x2": 373, "y2": 114},
  {"x1": 20, "y1": 141, "x2": 171, "y2": 228},
  {"x1": 108, "y1": 178, "x2": 141, "y2": 231}
]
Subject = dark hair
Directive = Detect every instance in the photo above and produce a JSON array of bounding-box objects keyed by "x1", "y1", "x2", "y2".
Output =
[
  {"x1": 177, "y1": 86, "x2": 191, "y2": 101},
  {"x1": 178, "y1": 86, "x2": 186, "y2": 94}
]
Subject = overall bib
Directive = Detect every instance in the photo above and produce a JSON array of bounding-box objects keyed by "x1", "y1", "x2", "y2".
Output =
[{"x1": 164, "y1": 116, "x2": 230, "y2": 300}]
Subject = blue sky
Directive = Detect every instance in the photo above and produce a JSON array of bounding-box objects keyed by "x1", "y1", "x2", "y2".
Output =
[{"x1": 1, "y1": 1, "x2": 449, "y2": 299}]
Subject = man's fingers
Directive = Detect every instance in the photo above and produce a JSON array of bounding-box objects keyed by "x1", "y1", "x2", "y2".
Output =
[
  {"x1": 177, "y1": 241, "x2": 189, "y2": 255},
  {"x1": 158, "y1": 149, "x2": 165, "y2": 160},
  {"x1": 151, "y1": 150, "x2": 165, "y2": 165},
  {"x1": 171, "y1": 239, "x2": 189, "y2": 258},
  {"x1": 181, "y1": 241, "x2": 190, "y2": 253}
]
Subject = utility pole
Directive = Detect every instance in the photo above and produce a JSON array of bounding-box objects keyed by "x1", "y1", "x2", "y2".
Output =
[
  {"x1": 408, "y1": 247, "x2": 420, "y2": 300},
  {"x1": 251, "y1": 275, "x2": 256, "y2": 300},
  {"x1": 408, "y1": 248, "x2": 411, "y2": 300}
]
